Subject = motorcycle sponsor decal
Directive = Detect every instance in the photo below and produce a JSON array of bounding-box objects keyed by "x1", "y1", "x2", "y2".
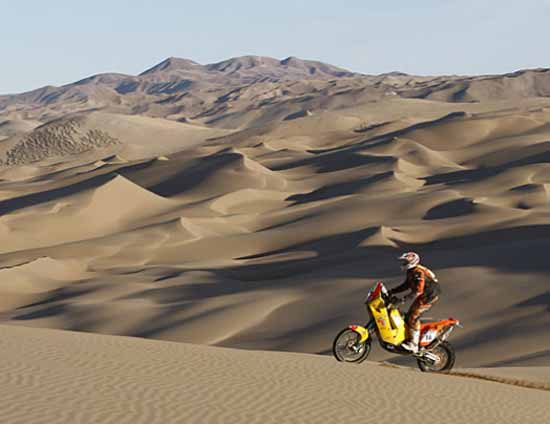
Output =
[{"x1": 377, "y1": 317, "x2": 386, "y2": 327}]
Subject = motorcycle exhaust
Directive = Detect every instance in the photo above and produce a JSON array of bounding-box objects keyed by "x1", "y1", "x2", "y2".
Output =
[{"x1": 420, "y1": 351, "x2": 440, "y2": 364}]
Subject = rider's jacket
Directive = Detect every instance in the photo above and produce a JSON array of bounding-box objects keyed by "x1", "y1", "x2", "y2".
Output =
[{"x1": 390, "y1": 264, "x2": 440, "y2": 302}]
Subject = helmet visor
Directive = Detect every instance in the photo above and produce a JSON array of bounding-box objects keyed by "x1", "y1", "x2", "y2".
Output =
[{"x1": 399, "y1": 257, "x2": 411, "y2": 270}]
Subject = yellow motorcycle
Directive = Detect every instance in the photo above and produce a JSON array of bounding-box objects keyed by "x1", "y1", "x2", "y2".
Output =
[{"x1": 333, "y1": 281, "x2": 461, "y2": 372}]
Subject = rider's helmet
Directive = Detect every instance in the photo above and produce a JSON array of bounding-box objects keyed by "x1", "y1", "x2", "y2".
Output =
[{"x1": 398, "y1": 252, "x2": 420, "y2": 271}]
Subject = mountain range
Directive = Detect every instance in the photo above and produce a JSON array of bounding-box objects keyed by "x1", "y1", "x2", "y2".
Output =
[{"x1": 2, "y1": 56, "x2": 550, "y2": 132}]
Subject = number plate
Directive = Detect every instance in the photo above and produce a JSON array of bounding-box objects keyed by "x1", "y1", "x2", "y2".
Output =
[{"x1": 421, "y1": 330, "x2": 437, "y2": 343}]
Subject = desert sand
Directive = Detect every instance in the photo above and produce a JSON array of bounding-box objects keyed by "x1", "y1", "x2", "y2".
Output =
[
  {"x1": 1, "y1": 325, "x2": 549, "y2": 424},
  {"x1": 0, "y1": 56, "x2": 549, "y2": 422}
]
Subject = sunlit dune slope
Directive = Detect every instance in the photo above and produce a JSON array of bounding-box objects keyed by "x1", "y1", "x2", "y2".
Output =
[{"x1": 0, "y1": 325, "x2": 548, "y2": 424}]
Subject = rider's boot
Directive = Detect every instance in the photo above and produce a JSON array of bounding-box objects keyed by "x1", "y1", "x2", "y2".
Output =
[{"x1": 401, "y1": 329, "x2": 420, "y2": 353}]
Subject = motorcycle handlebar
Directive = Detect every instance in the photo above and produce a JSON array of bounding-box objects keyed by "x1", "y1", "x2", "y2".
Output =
[{"x1": 387, "y1": 295, "x2": 405, "y2": 307}]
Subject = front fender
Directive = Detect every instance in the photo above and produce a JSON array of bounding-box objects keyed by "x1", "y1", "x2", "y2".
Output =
[{"x1": 349, "y1": 325, "x2": 369, "y2": 343}]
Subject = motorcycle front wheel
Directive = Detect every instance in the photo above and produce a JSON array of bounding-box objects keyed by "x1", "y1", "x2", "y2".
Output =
[
  {"x1": 333, "y1": 328, "x2": 371, "y2": 363},
  {"x1": 417, "y1": 341, "x2": 456, "y2": 373}
]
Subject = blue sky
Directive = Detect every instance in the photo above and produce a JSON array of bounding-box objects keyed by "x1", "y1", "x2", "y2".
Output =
[{"x1": 1, "y1": 0, "x2": 548, "y2": 94}]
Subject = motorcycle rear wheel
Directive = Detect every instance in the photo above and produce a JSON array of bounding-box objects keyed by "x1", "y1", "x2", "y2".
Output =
[
  {"x1": 333, "y1": 328, "x2": 371, "y2": 363},
  {"x1": 417, "y1": 341, "x2": 456, "y2": 373}
]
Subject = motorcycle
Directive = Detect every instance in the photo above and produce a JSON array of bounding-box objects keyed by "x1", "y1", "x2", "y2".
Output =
[{"x1": 333, "y1": 281, "x2": 461, "y2": 372}]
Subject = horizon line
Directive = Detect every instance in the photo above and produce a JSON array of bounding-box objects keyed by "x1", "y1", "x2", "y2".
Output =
[{"x1": 1, "y1": 54, "x2": 549, "y2": 97}]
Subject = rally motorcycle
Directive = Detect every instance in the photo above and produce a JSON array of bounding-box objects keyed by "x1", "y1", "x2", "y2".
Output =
[{"x1": 333, "y1": 282, "x2": 461, "y2": 372}]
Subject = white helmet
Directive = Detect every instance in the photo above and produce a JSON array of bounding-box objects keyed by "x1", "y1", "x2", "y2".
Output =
[{"x1": 399, "y1": 252, "x2": 420, "y2": 271}]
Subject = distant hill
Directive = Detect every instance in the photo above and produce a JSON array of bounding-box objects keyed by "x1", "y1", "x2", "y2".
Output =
[
  {"x1": 0, "y1": 55, "x2": 363, "y2": 127},
  {"x1": 1, "y1": 56, "x2": 549, "y2": 135}
]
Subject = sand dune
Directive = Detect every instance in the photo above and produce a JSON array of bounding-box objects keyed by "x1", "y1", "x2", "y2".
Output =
[
  {"x1": 0, "y1": 174, "x2": 178, "y2": 253},
  {"x1": 0, "y1": 60, "x2": 549, "y2": 383},
  {"x1": 0, "y1": 111, "x2": 232, "y2": 166},
  {"x1": 0, "y1": 325, "x2": 548, "y2": 424},
  {"x1": 1, "y1": 100, "x2": 549, "y2": 366}
]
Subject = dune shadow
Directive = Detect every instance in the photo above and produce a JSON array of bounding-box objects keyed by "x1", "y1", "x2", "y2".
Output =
[
  {"x1": 269, "y1": 151, "x2": 394, "y2": 173},
  {"x1": 14, "y1": 304, "x2": 67, "y2": 320},
  {"x1": 0, "y1": 173, "x2": 116, "y2": 215},
  {"x1": 146, "y1": 152, "x2": 241, "y2": 197},
  {"x1": 286, "y1": 172, "x2": 393, "y2": 204},
  {"x1": 425, "y1": 147, "x2": 550, "y2": 187},
  {"x1": 124, "y1": 273, "x2": 280, "y2": 304},
  {"x1": 423, "y1": 198, "x2": 475, "y2": 220},
  {"x1": 451, "y1": 310, "x2": 550, "y2": 363},
  {"x1": 230, "y1": 224, "x2": 550, "y2": 284},
  {"x1": 413, "y1": 225, "x2": 550, "y2": 272},
  {"x1": 516, "y1": 292, "x2": 550, "y2": 312},
  {"x1": 484, "y1": 350, "x2": 550, "y2": 367},
  {"x1": 309, "y1": 112, "x2": 467, "y2": 156}
]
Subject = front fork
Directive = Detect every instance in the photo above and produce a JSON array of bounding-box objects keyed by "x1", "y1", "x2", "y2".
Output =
[
  {"x1": 350, "y1": 319, "x2": 375, "y2": 349},
  {"x1": 365, "y1": 319, "x2": 376, "y2": 331},
  {"x1": 365, "y1": 319, "x2": 376, "y2": 340}
]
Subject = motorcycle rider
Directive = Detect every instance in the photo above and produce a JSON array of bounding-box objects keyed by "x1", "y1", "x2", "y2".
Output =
[{"x1": 388, "y1": 252, "x2": 441, "y2": 353}]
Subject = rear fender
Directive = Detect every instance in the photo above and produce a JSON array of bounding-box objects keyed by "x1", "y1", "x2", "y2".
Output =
[
  {"x1": 420, "y1": 318, "x2": 461, "y2": 347},
  {"x1": 348, "y1": 325, "x2": 369, "y2": 343},
  {"x1": 420, "y1": 318, "x2": 460, "y2": 334}
]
